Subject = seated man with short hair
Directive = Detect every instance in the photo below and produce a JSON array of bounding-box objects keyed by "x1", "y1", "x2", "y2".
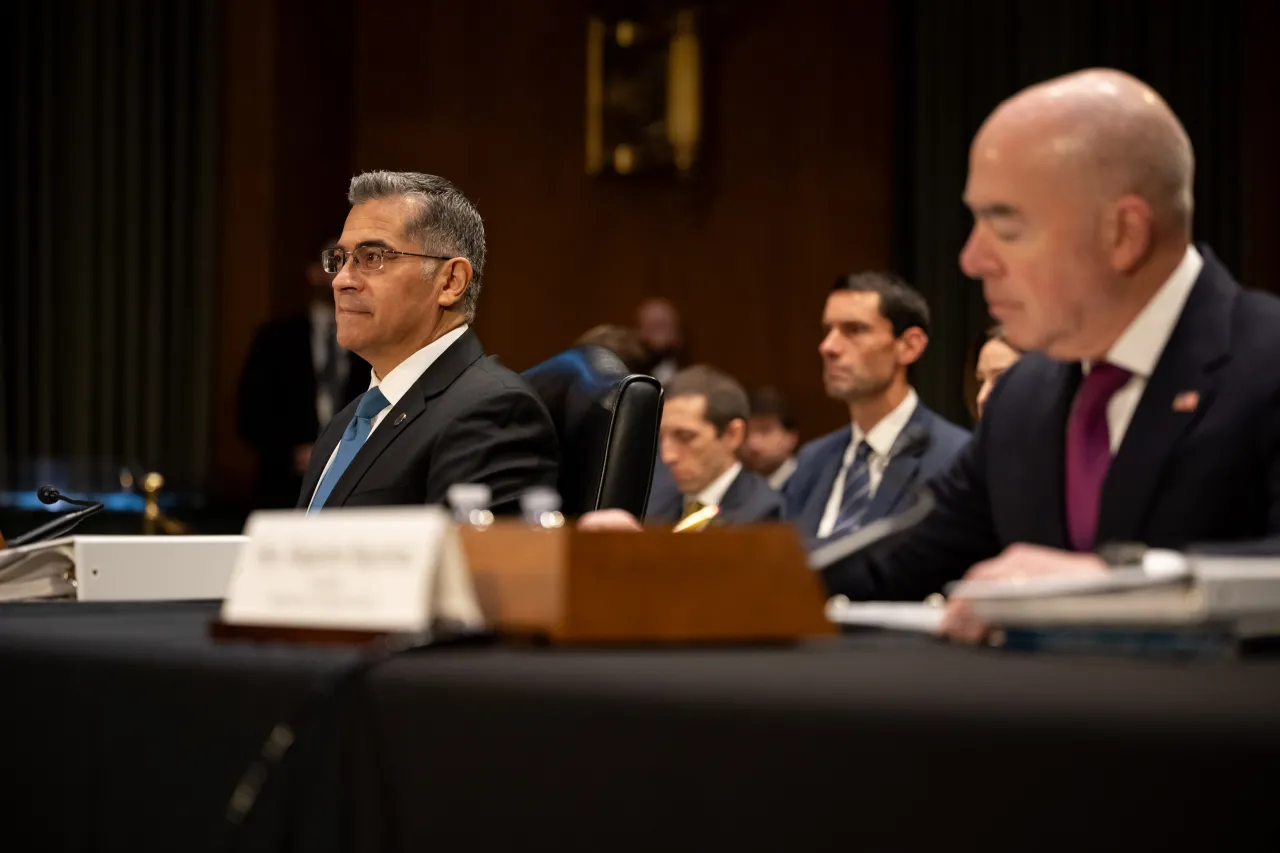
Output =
[
  {"x1": 647, "y1": 366, "x2": 783, "y2": 525},
  {"x1": 298, "y1": 170, "x2": 558, "y2": 515}
]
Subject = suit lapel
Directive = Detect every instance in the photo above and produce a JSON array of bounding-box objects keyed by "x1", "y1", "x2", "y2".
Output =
[
  {"x1": 296, "y1": 396, "x2": 353, "y2": 509},
  {"x1": 864, "y1": 406, "x2": 929, "y2": 522},
  {"x1": 716, "y1": 469, "x2": 748, "y2": 523},
  {"x1": 1019, "y1": 357, "x2": 1080, "y2": 549},
  {"x1": 650, "y1": 487, "x2": 683, "y2": 523},
  {"x1": 1095, "y1": 262, "x2": 1233, "y2": 546},
  {"x1": 801, "y1": 433, "x2": 850, "y2": 536},
  {"x1": 320, "y1": 329, "x2": 486, "y2": 508}
]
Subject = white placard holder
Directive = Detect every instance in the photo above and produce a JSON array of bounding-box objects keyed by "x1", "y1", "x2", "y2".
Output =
[{"x1": 213, "y1": 506, "x2": 483, "y2": 644}]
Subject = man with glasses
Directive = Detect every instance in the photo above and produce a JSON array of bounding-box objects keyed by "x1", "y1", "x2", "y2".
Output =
[{"x1": 297, "y1": 171, "x2": 558, "y2": 514}]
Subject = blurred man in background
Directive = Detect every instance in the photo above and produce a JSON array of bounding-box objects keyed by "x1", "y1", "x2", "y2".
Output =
[
  {"x1": 576, "y1": 323, "x2": 648, "y2": 372},
  {"x1": 635, "y1": 297, "x2": 684, "y2": 384},
  {"x1": 236, "y1": 241, "x2": 370, "y2": 508},
  {"x1": 299, "y1": 171, "x2": 558, "y2": 514},
  {"x1": 784, "y1": 272, "x2": 970, "y2": 543},
  {"x1": 741, "y1": 386, "x2": 800, "y2": 490},
  {"x1": 648, "y1": 365, "x2": 783, "y2": 525}
]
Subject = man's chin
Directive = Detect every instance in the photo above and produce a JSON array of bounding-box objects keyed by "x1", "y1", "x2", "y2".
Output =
[{"x1": 823, "y1": 383, "x2": 861, "y2": 402}]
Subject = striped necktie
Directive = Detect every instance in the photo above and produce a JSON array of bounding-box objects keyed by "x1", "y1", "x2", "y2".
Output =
[{"x1": 828, "y1": 440, "x2": 873, "y2": 538}]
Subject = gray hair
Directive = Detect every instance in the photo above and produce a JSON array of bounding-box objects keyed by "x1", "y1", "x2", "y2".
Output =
[{"x1": 347, "y1": 171, "x2": 486, "y2": 323}]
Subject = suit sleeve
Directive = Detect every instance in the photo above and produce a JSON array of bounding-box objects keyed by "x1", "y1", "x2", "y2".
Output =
[
  {"x1": 820, "y1": 404, "x2": 1002, "y2": 602},
  {"x1": 428, "y1": 385, "x2": 560, "y2": 515},
  {"x1": 781, "y1": 449, "x2": 811, "y2": 519},
  {"x1": 1190, "y1": 382, "x2": 1280, "y2": 555}
]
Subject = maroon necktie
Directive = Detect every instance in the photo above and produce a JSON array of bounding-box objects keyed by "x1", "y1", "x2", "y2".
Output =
[{"x1": 1065, "y1": 362, "x2": 1132, "y2": 552}]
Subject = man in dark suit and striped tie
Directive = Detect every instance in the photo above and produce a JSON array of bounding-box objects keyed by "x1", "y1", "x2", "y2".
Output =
[{"x1": 783, "y1": 272, "x2": 971, "y2": 545}]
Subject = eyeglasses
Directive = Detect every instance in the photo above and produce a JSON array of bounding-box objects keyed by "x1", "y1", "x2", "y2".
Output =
[{"x1": 321, "y1": 245, "x2": 453, "y2": 274}]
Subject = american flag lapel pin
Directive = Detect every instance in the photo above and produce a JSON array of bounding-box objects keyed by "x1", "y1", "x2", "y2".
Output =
[
  {"x1": 1172, "y1": 390, "x2": 1199, "y2": 413},
  {"x1": 393, "y1": 412, "x2": 407, "y2": 426}
]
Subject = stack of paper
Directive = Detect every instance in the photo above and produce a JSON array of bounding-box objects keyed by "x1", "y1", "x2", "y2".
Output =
[
  {"x1": 949, "y1": 558, "x2": 1278, "y2": 631},
  {"x1": 0, "y1": 538, "x2": 77, "y2": 601}
]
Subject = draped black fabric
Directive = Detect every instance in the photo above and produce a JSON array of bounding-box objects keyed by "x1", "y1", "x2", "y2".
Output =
[
  {"x1": 3, "y1": 0, "x2": 219, "y2": 496},
  {"x1": 894, "y1": 0, "x2": 1243, "y2": 426}
]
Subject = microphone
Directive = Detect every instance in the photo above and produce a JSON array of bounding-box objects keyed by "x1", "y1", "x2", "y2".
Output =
[
  {"x1": 889, "y1": 423, "x2": 930, "y2": 458},
  {"x1": 807, "y1": 485, "x2": 936, "y2": 571},
  {"x1": 8, "y1": 486, "x2": 106, "y2": 548},
  {"x1": 806, "y1": 423, "x2": 935, "y2": 571},
  {"x1": 37, "y1": 486, "x2": 100, "y2": 509}
]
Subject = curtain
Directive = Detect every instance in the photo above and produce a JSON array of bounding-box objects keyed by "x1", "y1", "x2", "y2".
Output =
[
  {"x1": 3, "y1": 0, "x2": 219, "y2": 499},
  {"x1": 894, "y1": 0, "x2": 1243, "y2": 426}
]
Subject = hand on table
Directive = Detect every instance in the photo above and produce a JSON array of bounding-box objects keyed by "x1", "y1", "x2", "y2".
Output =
[
  {"x1": 578, "y1": 509, "x2": 643, "y2": 532},
  {"x1": 939, "y1": 544, "x2": 1109, "y2": 644}
]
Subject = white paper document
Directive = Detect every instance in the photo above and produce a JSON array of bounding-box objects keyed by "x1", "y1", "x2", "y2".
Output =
[{"x1": 824, "y1": 598, "x2": 943, "y2": 633}]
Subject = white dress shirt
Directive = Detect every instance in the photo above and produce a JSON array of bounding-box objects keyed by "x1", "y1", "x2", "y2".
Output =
[
  {"x1": 307, "y1": 325, "x2": 469, "y2": 508},
  {"x1": 766, "y1": 456, "x2": 797, "y2": 491},
  {"x1": 1085, "y1": 246, "x2": 1203, "y2": 453},
  {"x1": 816, "y1": 388, "x2": 919, "y2": 538},
  {"x1": 691, "y1": 461, "x2": 743, "y2": 511}
]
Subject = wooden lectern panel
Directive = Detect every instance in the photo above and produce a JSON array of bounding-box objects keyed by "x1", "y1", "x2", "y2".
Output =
[{"x1": 461, "y1": 523, "x2": 835, "y2": 644}]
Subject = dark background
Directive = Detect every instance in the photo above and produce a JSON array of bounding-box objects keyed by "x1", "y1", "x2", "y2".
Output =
[{"x1": 3, "y1": 0, "x2": 1277, "y2": 524}]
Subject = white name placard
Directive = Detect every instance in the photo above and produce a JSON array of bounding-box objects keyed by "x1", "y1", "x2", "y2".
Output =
[{"x1": 220, "y1": 506, "x2": 483, "y2": 633}]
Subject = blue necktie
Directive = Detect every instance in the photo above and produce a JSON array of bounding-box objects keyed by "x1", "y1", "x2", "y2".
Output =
[
  {"x1": 828, "y1": 440, "x2": 873, "y2": 537},
  {"x1": 308, "y1": 387, "x2": 390, "y2": 511}
]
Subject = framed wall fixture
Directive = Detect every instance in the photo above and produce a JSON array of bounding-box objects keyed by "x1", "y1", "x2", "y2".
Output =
[{"x1": 586, "y1": 8, "x2": 703, "y2": 178}]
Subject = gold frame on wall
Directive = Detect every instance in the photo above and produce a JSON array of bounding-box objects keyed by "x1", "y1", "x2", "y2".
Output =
[{"x1": 585, "y1": 10, "x2": 703, "y2": 178}]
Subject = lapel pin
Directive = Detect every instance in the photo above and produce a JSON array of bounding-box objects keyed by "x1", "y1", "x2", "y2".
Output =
[
  {"x1": 393, "y1": 412, "x2": 407, "y2": 426},
  {"x1": 1172, "y1": 391, "x2": 1199, "y2": 413}
]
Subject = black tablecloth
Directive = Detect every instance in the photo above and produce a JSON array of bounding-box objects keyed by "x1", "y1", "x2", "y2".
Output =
[{"x1": 2, "y1": 602, "x2": 1279, "y2": 852}]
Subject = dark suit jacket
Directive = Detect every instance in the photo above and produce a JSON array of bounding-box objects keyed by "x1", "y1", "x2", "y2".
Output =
[
  {"x1": 647, "y1": 466, "x2": 784, "y2": 525},
  {"x1": 783, "y1": 402, "x2": 971, "y2": 542},
  {"x1": 824, "y1": 247, "x2": 1280, "y2": 601},
  {"x1": 296, "y1": 329, "x2": 559, "y2": 515},
  {"x1": 236, "y1": 312, "x2": 369, "y2": 508}
]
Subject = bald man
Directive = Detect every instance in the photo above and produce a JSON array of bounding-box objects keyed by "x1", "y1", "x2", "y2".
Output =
[{"x1": 821, "y1": 69, "x2": 1280, "y2": 617}]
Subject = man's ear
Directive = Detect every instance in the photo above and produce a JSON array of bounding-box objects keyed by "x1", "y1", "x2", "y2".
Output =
[
  {"x1": 1106, "y1": 195, "x2": 1154, "y2": 274},
  {"x1": 897, "y1": 326, "x2": 929, "y2": 366},
  {"x1": 722, "y1": 418, "x2": 747, "y2": 452},
  {"x1": 435, "y1": 257, "x2": 473, "y2": 310}
]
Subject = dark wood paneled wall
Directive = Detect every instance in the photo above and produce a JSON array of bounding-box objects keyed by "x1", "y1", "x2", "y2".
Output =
[
  {"x1": 349, "y1": 0, "x2": 895, "y2": 435},
  {"x1": 212, "y1": 0, "x2": 895, "y2": 502},
  {"x1": 212, "y1": 0, "x2": 355, "y2": 500}
]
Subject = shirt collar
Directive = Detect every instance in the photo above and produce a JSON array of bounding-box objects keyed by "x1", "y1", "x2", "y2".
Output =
[
  {"x1": 851, "y1": 387, "x2": 918, "y2": 459},
  {"x1": 369, "y1": 325, "x2": 469, "y2": 408},
  {"x1": 767, "y1": 456, "x2": 797, "y2": 490},
  {"x1": 695, "y1": 461, "x2": 743, "y2": 509},
  {"x1": 1089, "y1": 245, "x2": 1202, "y2": 378}
]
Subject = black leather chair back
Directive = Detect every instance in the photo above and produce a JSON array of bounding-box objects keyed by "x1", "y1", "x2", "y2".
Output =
[{"x1": 521, "y1": 345, "x2": 663, "y2": 519}]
